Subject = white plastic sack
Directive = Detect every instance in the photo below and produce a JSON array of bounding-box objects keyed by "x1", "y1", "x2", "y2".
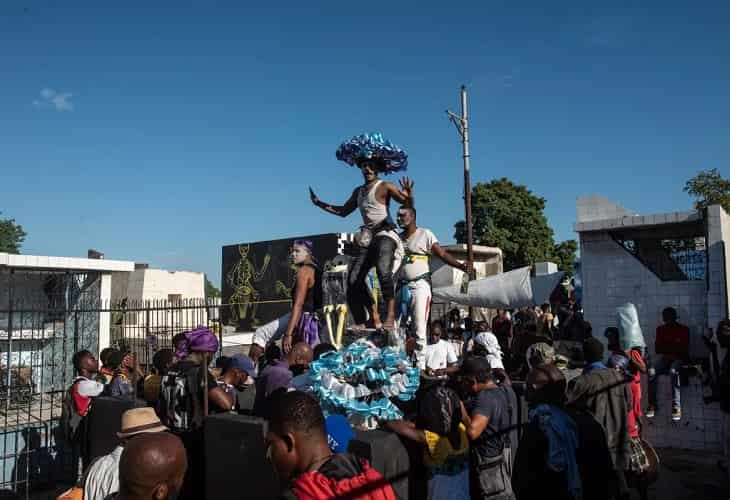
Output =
[
  {"x1": 432, "y1": 267, "x2": 565, "y2": 309},
  {"x1": 616, "y1": 302, "x2": 646, "y2": 351}
]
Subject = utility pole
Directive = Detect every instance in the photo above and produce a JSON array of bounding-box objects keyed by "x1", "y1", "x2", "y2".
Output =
[{"x1": 447, "y1": 86, "x2": 475, "y2": 281}]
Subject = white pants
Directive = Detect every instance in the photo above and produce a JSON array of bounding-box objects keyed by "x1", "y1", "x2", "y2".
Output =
[
  {"x1": 404, "y1": 279, "x2": 431, "y2": 369},
  {"x1": 252, "y1": 313, "x2": 291, "y2": 348}
]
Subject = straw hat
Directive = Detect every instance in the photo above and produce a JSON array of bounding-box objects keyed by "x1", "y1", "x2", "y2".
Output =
[{"x1": 117, "y1": 407, "x2": 168, "y2": 439}]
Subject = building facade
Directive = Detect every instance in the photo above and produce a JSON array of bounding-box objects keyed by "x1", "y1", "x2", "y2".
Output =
[{"x1": 576, "y1": 197, "x2": 729, "y2": 450}]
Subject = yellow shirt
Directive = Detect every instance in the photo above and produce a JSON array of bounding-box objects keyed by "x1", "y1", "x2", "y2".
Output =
[{"x1": 423, "y1": 423, "x2": 469, "y2": 467}]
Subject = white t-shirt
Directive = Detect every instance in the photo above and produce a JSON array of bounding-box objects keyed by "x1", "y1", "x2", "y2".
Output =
[
  {"x1": 401, "y1": 227, "x2": 438, "y2": 281},
  {"x1": 423, "y1": 339, "x2": 458, "y2": 372},
  {"x1": 84, "y1": 445, "x2": 123, "y2": 500}
]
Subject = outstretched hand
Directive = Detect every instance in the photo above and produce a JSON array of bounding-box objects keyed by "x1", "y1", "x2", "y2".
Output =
[
  {"x1": 309, "y1": 187, "x2": 320, "y2": 206},
  {"x1": 282, "y1": 334, "x2": 293, "y2": 354},
  {"x1": 399, "y1": 177, "x2": 414, "y2": 197}
]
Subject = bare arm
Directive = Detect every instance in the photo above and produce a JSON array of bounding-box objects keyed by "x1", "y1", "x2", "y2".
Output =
[
  {"x1": 208, "y1": 386, "x2": 234, "y2": 412},
  {"x1": 441, "y1": 363, "x2": 459, "y2": 376},
  {"x1": 460, "y1": 401, "x2": 490, "y2": 441},
  {"x1": 309, "y1": 187, "x2": 358, "y2": 217},
  {"x1": 384, "y1": 177, "x2": 415, "y2": 206},
  {"x1": 283, "y1": 267, "x2": 314, "y2": 353},
  {"x1": 385, "y1": 419, "x2": 427, "y2": 445},
  {"x1": 431, "y1": 242, "x2": 471, "y2": 273}
]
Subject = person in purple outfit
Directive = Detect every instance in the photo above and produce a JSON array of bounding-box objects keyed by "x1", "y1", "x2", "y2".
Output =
[{"x1": 249, "y1": 240, "x2": 323, "y2": 365}]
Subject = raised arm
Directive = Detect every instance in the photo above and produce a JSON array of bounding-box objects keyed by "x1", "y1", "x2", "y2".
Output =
[
  {"x1": 385, "y1": 177, "x2": 415, "y2": 206},
  {"x1": 309, "y1": 187, "x2": 358, "y2": 218}
]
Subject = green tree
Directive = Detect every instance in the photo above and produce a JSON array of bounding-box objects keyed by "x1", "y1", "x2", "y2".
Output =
[
  {"x1": 455, "y1": 178, "x2": 556, "y2": 270},
  {"x1": 0, "y1": 213, "x2": 26, "y2": 254},
  {"x1": 684, "y1": 168, "x2": 730, "y2": 213},
  {"x1": 205, "y1": 276, "x2": 221, "y2": 298},
  {"x1": 550, "y1": 239, "x2": 578, "y2": 274}
]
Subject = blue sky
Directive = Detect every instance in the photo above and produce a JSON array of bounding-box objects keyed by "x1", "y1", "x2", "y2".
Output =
[{"x1": 1, "y1": 1, "x2": 729, "y2": 286}]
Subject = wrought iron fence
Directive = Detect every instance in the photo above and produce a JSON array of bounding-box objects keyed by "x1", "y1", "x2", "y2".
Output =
[{"x1": 0, "y1": 297, "x2": 232, "y2": 499}]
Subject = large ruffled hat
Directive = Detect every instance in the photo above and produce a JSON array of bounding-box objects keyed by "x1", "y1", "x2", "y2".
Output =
[{"x1": 335, "y1": 132, "x2": 408, "y2": 174}]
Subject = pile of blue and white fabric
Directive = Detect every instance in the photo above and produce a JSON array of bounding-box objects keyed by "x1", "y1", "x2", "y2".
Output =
[{"x1": 309, "y1": 339, "x2": 419, "y2": 428}]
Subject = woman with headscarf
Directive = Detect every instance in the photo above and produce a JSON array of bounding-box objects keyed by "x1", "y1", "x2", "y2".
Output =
[
  {"x1": 249, "y1": 240, "x2": 323, "y2": 364},
  {"x1": 161, "y1": 326, "x2": 230, "y2": 500},
  {"x1": 386, "y1": 384, "x2": 469, "y2": 500}
]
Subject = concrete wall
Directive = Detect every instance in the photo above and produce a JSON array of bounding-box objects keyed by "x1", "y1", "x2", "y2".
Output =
[
  {"x1": 111, "y1": 269, "x2": 205, "y2": 302},
  {"x1": 580, "y1": 231, "x2": 708, "y2": 358},
  {"x1": 580, "y1": 229, "x2": 724, "y2": 451}
]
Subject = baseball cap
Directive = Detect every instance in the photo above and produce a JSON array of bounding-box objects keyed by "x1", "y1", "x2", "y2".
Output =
[
  {"x1": 228, "y1": 354, "x2": 256, "y2": 381},
  {"x1": 325, "y1": 414, "x2": 354, "y2": 453}
]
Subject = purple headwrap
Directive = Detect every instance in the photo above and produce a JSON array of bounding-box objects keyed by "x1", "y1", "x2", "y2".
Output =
[
  {"x1": 293, "y1": 239, "x2": 317, "y2": 265},
  {"x1": 175, "y1": 326, "x2": 219, "y2": 360}
]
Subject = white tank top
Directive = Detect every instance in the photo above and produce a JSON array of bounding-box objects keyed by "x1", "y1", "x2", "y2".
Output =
[{"x1": 358, "y1": 180, "x2": 390, "y2": 229}]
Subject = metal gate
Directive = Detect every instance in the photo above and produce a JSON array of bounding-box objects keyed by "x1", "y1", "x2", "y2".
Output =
[{"x1": 1, "y1": 295, "x2": 224, "y2": 499}]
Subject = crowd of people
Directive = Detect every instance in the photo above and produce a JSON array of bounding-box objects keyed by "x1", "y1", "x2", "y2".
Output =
[
  {"x1": 55, "y1": 303, "x2": 730, "y2": 500},
  {"x1": 53, "y1": 133, "x2": 730, "y2": 500}
]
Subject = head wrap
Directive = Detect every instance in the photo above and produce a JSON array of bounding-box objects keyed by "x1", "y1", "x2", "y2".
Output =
[
  {"x1": 335, "y1": 132, "x2": 408, "y2": 174},
  {"x1": 175, "y1": 326, "x2": 219, "y2": 360},
  {"x1": 293, "y1": 239, "x2": 318, "y2": 265},
  {"x1": 473, "y1": 331, "x2": 504, "y2": 370}
]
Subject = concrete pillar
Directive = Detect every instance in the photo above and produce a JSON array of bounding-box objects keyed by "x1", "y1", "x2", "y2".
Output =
[
  {"x1": 98, "y1": 273, "x2": 112, "y2": 354},
  {"x1": 706, "y1": 205, "x2": 729, "y2": 330}
]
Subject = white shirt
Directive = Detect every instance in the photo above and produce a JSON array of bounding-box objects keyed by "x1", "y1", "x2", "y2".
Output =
[
  {"x1": 423, "y1": 339, "x2": 458, "y2": 372},
  {"x1": 76, "y1": 377, "x2": 104, "y2": 397},
  {"x1": 84, "y1": 445, "x2": 123, "y2": 500},
  {"x1": 401, "y1": 227, "x2": 438, "y2": 281}
]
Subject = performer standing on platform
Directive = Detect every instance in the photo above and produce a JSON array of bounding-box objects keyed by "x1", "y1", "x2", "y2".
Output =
[
  {"x1": 249, "y1": 240, "x2": 323, "y2": 363},
  {"x1": 396, "y1": 206, "x2": 471, "y2": 367},
  {"x1": 309, "y1": 132, "x2": 413, "y2": 332}
]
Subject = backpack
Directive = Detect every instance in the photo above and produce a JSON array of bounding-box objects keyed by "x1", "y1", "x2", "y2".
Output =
[
  {"x1": 158, "y1": 364, "x2": 203, "y2": 432},
  {"x1": 61, "y1": 378, "x2": 85, "y2": 443}
]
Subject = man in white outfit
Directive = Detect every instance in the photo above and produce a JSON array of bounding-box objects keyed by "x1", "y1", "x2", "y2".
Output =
[{"x1": 396, "y1": 206, "x2": 472, "y2": 368}]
